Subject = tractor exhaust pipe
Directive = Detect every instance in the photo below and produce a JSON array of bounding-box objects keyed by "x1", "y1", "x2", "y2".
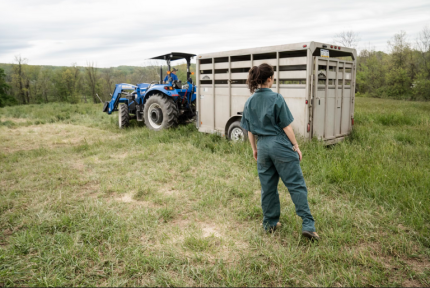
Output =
[{"x1": 160, "y1": 66, "x2": 163, "y2": 84}]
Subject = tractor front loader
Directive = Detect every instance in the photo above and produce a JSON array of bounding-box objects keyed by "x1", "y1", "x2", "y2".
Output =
[{"x1": 103, "y1": 52, "x2": 197, "y2": 131}]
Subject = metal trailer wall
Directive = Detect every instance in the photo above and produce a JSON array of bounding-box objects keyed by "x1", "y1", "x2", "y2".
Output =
[{"x1": 196, "y1": 42, "x2": 357, "y2": 143}]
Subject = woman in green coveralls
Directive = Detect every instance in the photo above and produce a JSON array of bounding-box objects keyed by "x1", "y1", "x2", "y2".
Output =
[{"x1": 240, "y1": 63, "x2": 319, "y2": 241}]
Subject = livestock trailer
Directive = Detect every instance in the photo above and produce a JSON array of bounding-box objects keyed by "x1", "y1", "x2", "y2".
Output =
[{"x1": 196, "y1": 42, "x2": 357, "y2": 144}]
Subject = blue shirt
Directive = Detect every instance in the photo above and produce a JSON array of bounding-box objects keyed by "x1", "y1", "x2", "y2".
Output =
[
  {"x1": 240, "y1": 88, "x2": 294, "y2": 136},
  {"x1": 164, "y1": 73, "x2": 178, "y2": 82}
]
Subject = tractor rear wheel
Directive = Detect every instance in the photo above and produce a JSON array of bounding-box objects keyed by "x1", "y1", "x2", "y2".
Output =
[
  {"x1": 118, "y1": 103, "x2": 129, "y2": 129},
  {"x1": 144, "y1": 94, "x2": 178, "y2": 131}
]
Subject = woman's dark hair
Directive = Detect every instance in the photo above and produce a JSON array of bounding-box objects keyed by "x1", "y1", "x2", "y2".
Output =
[{"x1": 247, "y1": 63, "x2": 274, "y2": 93}]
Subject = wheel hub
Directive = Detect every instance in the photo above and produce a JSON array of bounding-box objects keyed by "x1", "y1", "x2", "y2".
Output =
[
  {"x1": 147, "y1": 103, "x2": 164, "y2": 129},
  {"x1": 150, "y1": 107, "x2": 163, "y2": 125},
  {"x1": 231, "y1": 127, "x2": 244, "y2": 141}
]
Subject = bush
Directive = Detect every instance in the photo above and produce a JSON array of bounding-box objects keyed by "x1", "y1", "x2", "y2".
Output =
[
  {"x1": 385, "y1": 68, "x2": 411, "y2": 98},
  {"x1": 0, "y1": 68, "x2": 16, "y2": 108},
  {"x1": 411, "y1": 74, "x2": 430, "y2": 101}
]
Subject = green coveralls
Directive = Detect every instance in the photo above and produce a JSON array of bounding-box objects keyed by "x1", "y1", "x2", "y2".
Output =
[{"x1": 240, "y1": 88, "x2": 315, "y2": 232}]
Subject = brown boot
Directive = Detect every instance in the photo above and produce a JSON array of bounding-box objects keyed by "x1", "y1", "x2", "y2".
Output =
[{"x1": 302, "y1": 231, "x2": 320, "y2": 241}]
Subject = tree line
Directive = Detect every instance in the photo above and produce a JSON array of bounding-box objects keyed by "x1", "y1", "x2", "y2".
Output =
[
  {"x1": 0, "y1": 60, "x2": 195, "y2": 107},
  {"x1": 334, "y1": 27, "x2": 429, "y2": 100},
  {"x1": 1, "y1": 27, "x2": 429, "y2": 108}
]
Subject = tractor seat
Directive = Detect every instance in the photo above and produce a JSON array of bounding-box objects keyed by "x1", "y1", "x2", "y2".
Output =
[{"x1": 172, "y1": 80, "x2": 182, "y2": 89}]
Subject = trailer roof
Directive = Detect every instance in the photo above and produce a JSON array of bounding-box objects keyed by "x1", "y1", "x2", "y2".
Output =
[
  {"x1": 197, "y1": 42, "x2": 357, "y2": 60},
  {"x1": 150, "y1": 52, "x2": 196, "y2": 61}
]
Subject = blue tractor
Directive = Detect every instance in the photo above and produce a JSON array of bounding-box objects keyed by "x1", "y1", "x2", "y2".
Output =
[{"x1": 103, "y1": 52, "x2": 197, "y2": 130}]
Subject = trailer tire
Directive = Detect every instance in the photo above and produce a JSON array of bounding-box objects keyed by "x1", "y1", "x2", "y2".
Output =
[
  {"x1": 144, "y1": 94, "x2": 178, "y2": 131},
  {"x1": 118, "y1": 103, "x2": 129, "y2": 129},
  {"x1": 227, "y1": 121, "x2": 248, "y2": 141}
]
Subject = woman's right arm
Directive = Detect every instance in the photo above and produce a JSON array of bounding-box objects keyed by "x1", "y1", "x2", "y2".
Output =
[{"x1": 283, "y1": 125, "x2": 302, "y2": 161}]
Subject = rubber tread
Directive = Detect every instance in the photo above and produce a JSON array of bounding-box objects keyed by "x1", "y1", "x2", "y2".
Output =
[
  {"x1": 144, "y1": 94, "x2": 179, "y2": 131},
  {"x1": 119, "y1": 103, "x2": 129, "y2": 128}
]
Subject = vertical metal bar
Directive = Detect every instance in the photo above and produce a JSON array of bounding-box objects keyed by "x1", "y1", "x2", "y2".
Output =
[
  {"x1": 251, "y1": 54, "x2": 254, "y2": 95},
  {"x1": 196, "y1": 59, "x2": 200, "y2": 128},
  {"x1": 312, "y1": 57, "x2": 318, "y2": 139},
  {"x1": 212, "y1": 58, "x2": 215, "y2": 132},
  {"x1": 324, "y1": 59, "x2": 329, "y2": 139},
  {"x1": 228, "y1": 56, "x2": 231, "y2": 118},
  {"x1": 186, "y1": 57, "x2": 191, "y2": 82},
  {"x1": 276, "y1": 51, "x2": 280, "y2": 94},
  {"x1": 334, "y1": 60, "x2": 338, "y2": 136},
  {"x1": 340, "y1": 61, "x2": 345, "y2": 135},
  {"x1": 350, "y1": 61, "x2": 357, "y2": 133},
  {"x1": 342, "y1": 63, "x2": 346, "y2": 132},
  {"x1": 308, "y1": 54, "x2": 313, "y2": 141}
]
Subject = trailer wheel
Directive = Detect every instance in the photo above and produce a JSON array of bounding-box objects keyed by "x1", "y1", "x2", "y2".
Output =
[
  {"x1": 118, "y1": 103, "x2": 129, "y2": 129},
  {"x1": 144, "y1": 94, "x2": 178, "y2": 131},
  {"x1": 228, "y1": 121, "x2": 248, "y2": 141}
]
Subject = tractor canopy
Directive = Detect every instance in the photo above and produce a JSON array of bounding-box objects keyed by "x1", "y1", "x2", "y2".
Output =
[
  {"x1": 150, "y1": 52, "x2": 196, "y2": 61},
  {"x1": 150, "y1": 52, "x2": 196, "y2": 84}
]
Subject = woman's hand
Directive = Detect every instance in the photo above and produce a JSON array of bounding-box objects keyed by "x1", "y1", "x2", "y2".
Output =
[
  {"x1": 296, "y1": 146, "x2": 302, "y2": 161},
  {"x1": 253, "y1": 150, "x2": 258, "y2": 161}
]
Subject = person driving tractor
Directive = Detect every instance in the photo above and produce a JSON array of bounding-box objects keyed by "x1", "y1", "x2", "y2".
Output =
[{"x1": 164, "y1": 67, "x2": 179, "y2": 83}]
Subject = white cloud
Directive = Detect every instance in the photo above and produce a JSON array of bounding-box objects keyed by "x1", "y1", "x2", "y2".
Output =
[{"x1": 0, "y1": 0, "x2": 429, "y2": 67}]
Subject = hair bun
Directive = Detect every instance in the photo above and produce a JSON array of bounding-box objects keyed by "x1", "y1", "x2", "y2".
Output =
[{"x1": 246, "y1": 63, "x2": 274, "y2": 93}]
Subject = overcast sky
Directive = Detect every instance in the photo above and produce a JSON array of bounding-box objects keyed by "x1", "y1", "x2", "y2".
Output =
[{"x1": 1, "y1": 0, "x2": 429, "y2": 67}]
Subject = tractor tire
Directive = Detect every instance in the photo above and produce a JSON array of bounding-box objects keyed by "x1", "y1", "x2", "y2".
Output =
[
  {"x1": 118, "y1": 103, "x2": 129, "y2": 129},
  {"x1": 144, "y1": 94, "x2": 179, "y2": 131},
  {"x1": 102, "y1": 101, "x2": 109, "y2": 113},
  {"x1": 227, "y1": 121, "x2": 248, "y2": 141}
]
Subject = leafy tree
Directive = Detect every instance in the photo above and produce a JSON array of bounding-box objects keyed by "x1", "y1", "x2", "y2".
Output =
[
  {"x1": 11, "y1": 56, "x2": 29, "y2": 104},
  {"x1": 37, "y1": 68, "x2": 52, "y2": 103},
  {"x1": 0, "y1": 68, "x2": 15, "y2": 107},
  {"x1": 386, "y1": 67, "x2": 411, "y2": 98},
  {"x1": 388, "y1": 31, "x2": 410, "y2": 69},
  {"x1": 411, "y1": 73, "x2": 430, "y2": 100},
  {"x1": 101, "y1": 68, "x2": 115, "y2": 101},
  {"x1": 26, "y1": 65, "x2": 41, "y2": 103},
  {"x1": 356, "y1": 49, "x2": 387, "y2": 96},
  {"x1": 85, "y1": 62, "x2": 98, "y2": 103},
  {"x1": 416, "y1": 26, "x2": 430, "y2": 80}
]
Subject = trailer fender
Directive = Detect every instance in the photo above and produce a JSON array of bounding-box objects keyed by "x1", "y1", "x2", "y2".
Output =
[{"x1": 225, "y1": 115, "x2": 243, "y2": 138}]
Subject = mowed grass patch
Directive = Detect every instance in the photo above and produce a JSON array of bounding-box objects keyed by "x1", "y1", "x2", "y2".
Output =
[{"x1": 0, "y1": 98, "x2": 429, "y2": 286}]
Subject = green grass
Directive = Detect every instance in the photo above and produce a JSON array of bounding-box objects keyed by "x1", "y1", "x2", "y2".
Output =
[{"x1": 0, "y1": 98, "x2": 429, "y2": 286}]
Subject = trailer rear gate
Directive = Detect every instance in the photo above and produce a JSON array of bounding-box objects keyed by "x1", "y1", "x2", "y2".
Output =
[
  {"x1": 196, "y1": 42, "x2": 356, "y2": 143},
  {"x1": 312, "y1": 56, "x2": 356, "y2": 143}
]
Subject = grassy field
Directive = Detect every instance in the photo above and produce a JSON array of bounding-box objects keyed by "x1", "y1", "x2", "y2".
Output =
[{"x1": 0, "y1": 97, "x2": 429, "y2": 287}]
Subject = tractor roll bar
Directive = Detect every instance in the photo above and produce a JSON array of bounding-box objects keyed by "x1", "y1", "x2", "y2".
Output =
[{"x1": 150, "y1": 52, "x2": 196, "y2": 83}]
